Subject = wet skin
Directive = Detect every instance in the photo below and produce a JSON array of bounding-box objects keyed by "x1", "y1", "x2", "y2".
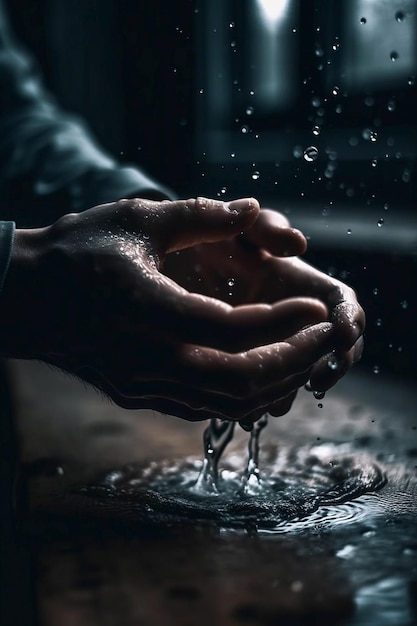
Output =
[{"x1": 0, "y1": 196, "x2": 364, "y2": 424}]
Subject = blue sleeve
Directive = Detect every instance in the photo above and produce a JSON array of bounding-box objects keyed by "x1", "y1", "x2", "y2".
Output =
[
  {"x1": 0, "y1": 221, "x2": 14, "y2": 293},
  {"x1": 0, "y1": 1, "x2": 175, "y2": 227}
]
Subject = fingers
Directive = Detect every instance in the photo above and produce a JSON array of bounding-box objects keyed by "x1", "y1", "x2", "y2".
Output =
[
  {"x1": 137, "y1": 262, "x2": 329, "y2": 352},
  {"x1": 176, "y1": 322, "x2": 335, "y2": 398},
  {"x1": 309, "y1": 335, "x2": 364, "y2": 392},
  {"x1": 331, "y1": 299, "x2": 366, "y2": 350},
  {"x1": 243, "y1": 209, "x2": 307, "y2": 257},
  {"x1": 115, "y1": 322, "x2": 335, "y2": 397},
  {"x1": 153, "y1": 197, "x2": 260, "y2": 253},
  {"x1": 263, "y1": 256, "x2": 365, "y2": 350}
]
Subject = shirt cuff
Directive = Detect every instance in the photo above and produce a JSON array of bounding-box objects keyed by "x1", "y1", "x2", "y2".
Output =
[{"x1": 0, "y1": 221, "x2": 15, "y2": 293}]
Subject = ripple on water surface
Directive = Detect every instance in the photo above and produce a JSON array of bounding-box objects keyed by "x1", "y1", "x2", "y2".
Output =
[{"x1": 78, "y1": 443, "x2": 386, "y2": 532}]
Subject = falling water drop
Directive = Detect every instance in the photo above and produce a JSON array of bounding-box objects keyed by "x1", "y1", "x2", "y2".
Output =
[
  {"x1": 390, "y1": 51, "x2": 399, "y2": 62},
  {"x1": 313, "y1": 390, "x2": 326, "y2": 400},
  {"x1": 246, "y1": 106, "x2": 254, "y2": 115},
  {"x1": 362, "y1": 128, "x2": 378, "y2": 142},
  {"x1": 242, "y1": 414, "x2": 268, "y2": 495},
  {"x1": 303, "y1": 146, "x2": 319, "y2": 162},
  {"x1": 373, "y1": 365, "x2": 380, "y2": 375},
  {"x1": 251, "y1": 170, "x2": 260, "y2": 180},
  {"x1": 360, "y1": 17, "x2": 367, "y2": 24},
  {"x1": 377, "y1": 218, "x2": 384, "y2": 227},
  {"x1": 395, "y1": 11, "x2": 405, "y2": 22}
]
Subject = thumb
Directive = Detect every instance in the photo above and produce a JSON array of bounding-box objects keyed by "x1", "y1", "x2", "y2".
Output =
[{"x1": 157, "y1": 197, "x2": 260, "y2": 252}]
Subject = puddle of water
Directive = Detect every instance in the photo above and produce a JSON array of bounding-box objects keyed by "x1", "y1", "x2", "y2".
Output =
[{"x1": 77, "y1": 442, "x2": 386, "y2": 531}]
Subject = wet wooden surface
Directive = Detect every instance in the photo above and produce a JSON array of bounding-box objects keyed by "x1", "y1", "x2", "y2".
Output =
[{"x1": 7, "y1": 359, "x2": 417, "y2": 625}]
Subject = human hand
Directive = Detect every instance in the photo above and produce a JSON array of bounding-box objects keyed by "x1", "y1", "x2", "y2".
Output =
[
  {"x1": 164, "y1": 207, "x2": 365, "y2": 399},
  {"x1": 0, "y1": 197, "x2": 339, "y2": 423}
]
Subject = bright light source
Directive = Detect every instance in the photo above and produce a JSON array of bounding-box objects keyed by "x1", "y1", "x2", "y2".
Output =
[{"x1": 256, "y1": 0, "x2": 291, "y2": 28}]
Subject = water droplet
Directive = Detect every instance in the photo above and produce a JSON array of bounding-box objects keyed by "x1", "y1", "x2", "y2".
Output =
[
  {"x1": 402, "y1": 169, "x2": 411, "y2": 183},
  {"x1": 293, "y1": 145, "x2": 303, "y2": 158},
  {"x1": 401, "y1": 300, "x2": 408, "y2": 309},
  {"x1": 241, "y1": 125, "x2": 249, "y2": 134},
  {"x1": 360, "y1": 17, "x2": 367, "y2": 24},
  {"x1": 373, "y1": 287, "x2": 378, "y2": 295},
  {"x1": 336, "y1": 545, "x2": 356, "y2": 559},
  {"x1": 376, "y1": 318, "x2": 382, "y2": 327},
  {"x1": 395, "y1": 11, "x2": 405, "y2": 22},
  {"x1": 371, "y1": 159, "x2": 378, "y2": 167},
  {"x1": 312, "y1": 125, "x2": 321, "y2": 136},
  {"x1": 390, "y1": 51, "x2": 399, "y2": 62},
  {"x1": 317, "y1": 403, "x2": 323, "y2": 409},
  {"x1": 373, "y1": 365, "x2": 380, "y2": 375},
  {"x1": 315, "y1": 45, "x2": 324, "y2": 57},
  {"x1": 220, "y1": 186, "x2": 227, "y2": 194},
  {"x1": 362, "y1": 128, "x2": 378, "y2": 142},
  {"x1": 313, "y1": 390, "x2": 325, "y2": 400},
  {"x1": 303, "y1": 146, "x2": 319, "y2": 162},
  {"x1": 347, "y1": 228, "x2": 352, "y2": 235},
  {"x1": 408, "y1": 75, "x2": 415, "y2": 86},
  {"x1": 332, "y1": 41, "x2": 340, "y2": 51},
  {"x1": 327, "y1": 354, "x2": 339, "y2": 371},
  {"x1": 377, "y1": 218, "x2": 384, "y2": 227},
  {"x1": 311, "y1": 96, "x2": 321, "y2": 108},
  {"x1": 246, "y1": 106, "x2": 254, "y2": 115},
  {"x1": 251, "y1": 171, "x2": 260, "y2": 180},
  {"x1": 332, "y1": 86, "x2": 340, "y2": 96},
  {"x1": 387, "y1": 99, "x2": 396, "y2": 112},
  {"x1": 227, "y1": 278, "x2": 235, "y2": 288}
]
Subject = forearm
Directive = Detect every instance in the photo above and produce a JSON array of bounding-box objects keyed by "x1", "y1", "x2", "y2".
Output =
[{"x1": 0, "y1": 1, "x2": 173, "y2": 226}]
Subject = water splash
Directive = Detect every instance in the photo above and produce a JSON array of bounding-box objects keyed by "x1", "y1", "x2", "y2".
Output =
[
  {"x1": 78, "y1": 442, "x2": 386, "y2": 531},
  {"x1": 242, "y1": 414, "x2": 269, "y2": 495},
  {"x1": 192, "y1": 418, "x2": 235, "y2": 495}
]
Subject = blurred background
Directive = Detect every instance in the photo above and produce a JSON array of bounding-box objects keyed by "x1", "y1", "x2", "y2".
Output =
[{"x1": 6, "y1": 0, "x2": 417, "y2": 379}]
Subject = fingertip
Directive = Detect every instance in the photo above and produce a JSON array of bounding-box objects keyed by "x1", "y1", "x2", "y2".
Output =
[
  {"x1": 239, "y1": 420, "x2": 254, "y2": 432},
  {"x1": 288, "y1": 228, "x2": 308, "y2": 256},
  {"x1": 228, "y1": 197, "x2": 260, "y2": 215}
]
